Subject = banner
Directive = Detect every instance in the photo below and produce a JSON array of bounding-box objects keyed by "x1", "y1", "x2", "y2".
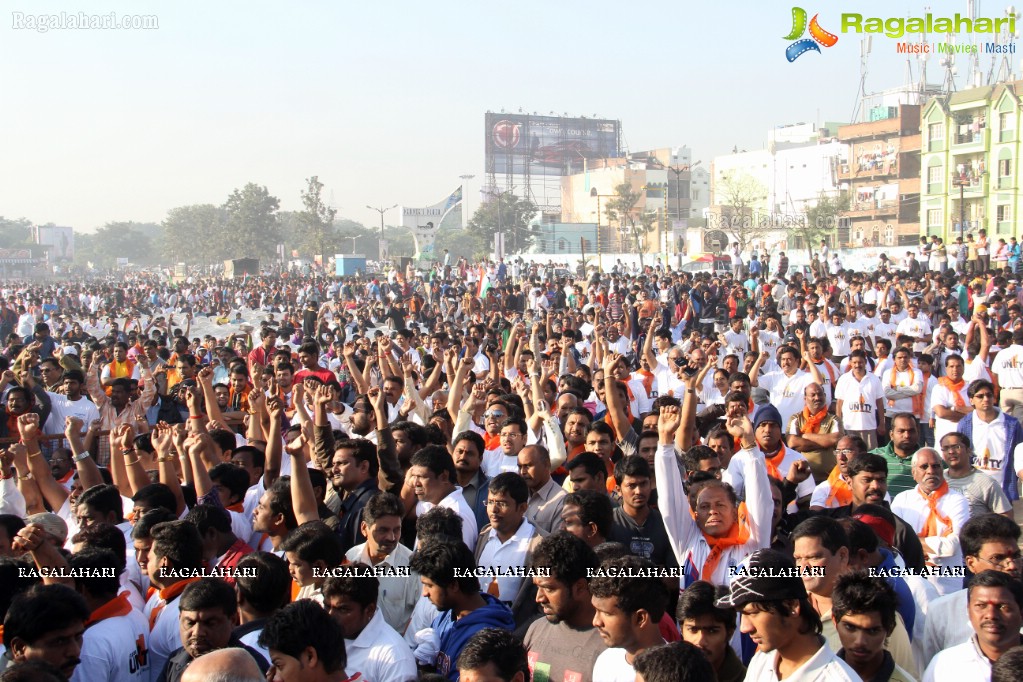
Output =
[{"x1": 401, "y1": 186, "x2": 463, "y2": 261}]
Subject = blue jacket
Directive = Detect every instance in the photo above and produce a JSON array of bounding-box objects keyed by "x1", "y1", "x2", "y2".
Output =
[
  {"x1": 432, "y1": 593, "x2": 515, "y2": 681},
  {"x1": 876, "y1": 548, "x2": 917, "y2": 639},
  {"x1": 956, "y1": 412, "x2": 1023, "y2": 502}
]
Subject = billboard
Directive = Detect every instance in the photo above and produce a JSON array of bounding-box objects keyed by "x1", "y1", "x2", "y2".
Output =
[
  {"x1": 33, "y1": 225, "x2": 74, "y2": 261},
  {"x1": 485, "y1": 114, "x2": 621, "y2": 176}
]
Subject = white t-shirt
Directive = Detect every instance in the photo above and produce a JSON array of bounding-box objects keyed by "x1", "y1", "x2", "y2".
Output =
[
  {"x1": 415, "y1": 487, "x2": 478, "y2": 549},
  {"x1": 826, "y1": 322, "x2": 852, "y2": 356},
  {"x1": 727, "y1": 445, "x2": 815, "y2": 512},
  {"x1": 834, "y1": 371, "x2": 884, "y2": 430},
  {"x1": 44, "y1": 392, "x2": 101, "y2": 435},
  {"x1": 343, "y1": 609, "x2": 418, "y2": 682},
  {"x1": 757, "y1": 370, "x2": 815, "y2": 429},
  {"x1": 71, "y1": 608, "x2": 150, "y2": 682},
  {"x1": 971, "y1": 412, "x2": 1013, "y2": 481},
  {"x1": 745, "y1": 642, "x2": 860, "y2": 682},
  {"x1": 992, "y1": 344, "x2": 1023, "y2": 389},
  {"x1": 932, "y1": 381, "x2": 971, "y2": 444},
  {"x1": 592, "y1": 647, "x2": 644, "y2": 682}
]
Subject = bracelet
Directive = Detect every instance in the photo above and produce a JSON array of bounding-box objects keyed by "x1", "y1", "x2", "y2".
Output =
[
  {"x1": 125, "y1": 457, "x2": 140, "y2": 467},
  {"x1": 122, "y1": 448, "x2": 136, "y2": 455},
  {"x1": 27, "y1": 450, "x2": 41, "y2": 459},
  {"x1": 157, "y1": 455, "x2": 175, "y2": 463},
  {"x1": 18, "y1": 473, "x2": 32, "y2": 480},
  {"x1": 189, "y1": 415, "x2": 204, "y2": 420},
  {"x1": 74, "y1": 451, "x2": 91, "y2": 463}
]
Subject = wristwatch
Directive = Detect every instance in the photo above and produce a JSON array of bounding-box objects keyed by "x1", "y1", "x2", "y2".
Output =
[{"x1": 74, "y1": 451, "x2": 91, "y2": 463}]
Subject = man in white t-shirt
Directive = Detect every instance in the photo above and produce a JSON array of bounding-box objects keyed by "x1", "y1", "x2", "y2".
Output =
[
  {"x1": 932, "y1": 354, "x2": 973, "y2": 445},
  {"x1": 881, "y1": 347, "x2": 923, "y2": 418},
  {"x1": 896, "y1": 302, "x2": 933, "y2": 354},
  {"x1": 750, "y1": 345, "x2": 824, "y2": 431},
  {"x1": 834, "y1": 350, "x2": 886, "y2": 450},
  {"x1": 409, "y1": 446, "x2": 478, "y2": 549},
  {"x1": 991, "y1": 329, "x2": 1023, "y2": 422},
  {"x1": 590, "y1": 555, "x2": 668, "y2": 682}
]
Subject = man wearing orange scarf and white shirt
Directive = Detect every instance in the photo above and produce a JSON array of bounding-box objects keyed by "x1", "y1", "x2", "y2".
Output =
[
  {"x1": 654, "y1": 403, "x2": 773, "y2": 587},
  {"x1": 810, "y1": 435, "x2": 868, "y2": 510},
  {"x1": 890, "y1": 447, "x2": 971, "y2": 595},
  {"x1": 883, "y1": 347, "x2": 923, "y2": 419},
  {"x1": 932, "y1": 354, "x2": 973, "y2": 444}
]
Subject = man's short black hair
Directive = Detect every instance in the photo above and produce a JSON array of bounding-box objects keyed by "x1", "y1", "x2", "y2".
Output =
[
  {"x1": 415, "y1": 507, "x2": 463, "y2": 546},
  {"x1": 131, "y1": 483, "x2": 178, "y2": 515},
  {"x1": 676, "y1": 580, "x2": 736, "y2": 632},
  {"x1": 179, "y1": 577, "x2": 238, "y2": 617},
  {"x1": 151, "y1": 520, "x2": 204, "y2": 571},
  {"x1": 409, "y1": 541, "x2": 479, "y2": 594},
  {"x1": 235, "y1": 552, "x2": 291, "y2": 616},
  {"x1": 968, "y1": 570, "x2": 1023, "y2": 610},
  {"x1": 259, "y1": 600, "x2": 346, "y2": 673},
  {"x1": 208, "y1": 463, "x2": 250, "y2": 504},
  {"x1": 563, "y1": 490, "x2": 613, "y2": 539},
  {"x1": 961, "y1": 513, "x2": 1022, "y2": 558},
  {"x1": 632, "y1": 641, "x2": 716, "y2": 682},
  {"x1": 831, "y1": 569, "x2": 897, "y2": 635},
  {"x1": 457, "y1": 628, "x2": 529, "y2": 681},
  {"x1": 184, "y1": 504, "x2": 233, "y2": 536},
  {"x1": 77, "y1": 484, "x2": 123, "y2": 522},
  {"x1": 530, "y1": 531, "x2": 599, "y2": 587},
  {"x1": 487, "y1": 472, "x2": 529, "y2": 506},
  {"x1": 846, "y1": 453, "x2": 888, "y2": 478},
  {"x1": 4, "y1": 584, "x2": 88, "y2": 649},
  {"x1": 279, "y1": 521, "x2": 344, "y2": 567},
  {"x1": 993, "y1": 645, "x2": 1023, "y2": 682},
  {"x1": 130, "y1": 508, "x2": 178, "y2": 541},
  {"x1": 68, "y1": 548, "x2": 122, "y2": 599},
  {"x1": 334, "y1": 438, "x2": 380, "y2": 479},
  {"x1": 362, "y1": 491, "x2": 404, "y2": 528},
  {"x1": 321, "y1": 564, "x2": 379, "y2": 609},
  {"x1": 791, "y1": 516, "x2": 849, "y2": 557},
  {"x1": 565, "y1": 452, "x2": 607, "y2": 480},
  {"x1": 589, "y1": 556, "x2": 667, "y2": 621},
  {"x1": 409, "y1": 445, "x2": 456, "y2": 484}
]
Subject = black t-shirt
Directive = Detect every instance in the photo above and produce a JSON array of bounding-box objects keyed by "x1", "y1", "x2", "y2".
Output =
[{"x1": 608, "y1": 506, "x2": 678, "y2": 569}]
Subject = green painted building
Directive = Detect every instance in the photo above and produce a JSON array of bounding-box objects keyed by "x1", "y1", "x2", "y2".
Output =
[{"x1": 921, "y1": 81, "x2": 1023, "y2": 242}]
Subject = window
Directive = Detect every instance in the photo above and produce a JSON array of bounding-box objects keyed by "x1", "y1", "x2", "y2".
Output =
[
  {"x1": 927, "y1": 208, "x2": 943, "y2": 227},
  {"x1": 1001, "y1": 112, "x2": 1015, "y2": 142},
  {"x1": 998, "y1": 204, "x2": 1012, "y2": 222},
  {"x1": 1000, "y1": 158, "x2": 1012, "y2": 177},
  {"x1": 927, "y1": 165, "x2": 944, "y2": 194},
  {"x1": 928, "y1": 122, "x2": 944, "y2": 150}
]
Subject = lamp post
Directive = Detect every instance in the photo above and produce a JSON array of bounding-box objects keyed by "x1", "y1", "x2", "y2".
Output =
[
  {"x1": 366, "y1": 204, "x2": 397, "y2": 262},
  {"x1": 590, "y1": 188, "x2": 614, "y2": 273},
  {"x1": 951, "y1": 171, "x2": 969, "y2": 240},
  {"x1": 668, "y1": 160, "x2": 701, "y2": 254}
]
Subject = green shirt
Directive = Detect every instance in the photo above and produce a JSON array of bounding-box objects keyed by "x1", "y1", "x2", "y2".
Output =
[{"x1": 870, "y1": 442, "x2": 916, "y2": 497}]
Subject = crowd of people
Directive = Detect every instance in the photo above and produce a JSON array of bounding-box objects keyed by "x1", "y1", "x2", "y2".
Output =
[{"x1": 0, "y1": 248, "x2": 1022, "y2": 682}]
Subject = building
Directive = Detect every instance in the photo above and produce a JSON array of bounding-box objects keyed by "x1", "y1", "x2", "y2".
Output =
[
  {"x1": 921, "y1": 81, "x2": 1023, "y2": 243},
  {"x1": 707, "y1": 123, "x2": 847, "y2": 253},
  {"x1": 836, "y1": 104, "x2": 921, "y2": 247}
]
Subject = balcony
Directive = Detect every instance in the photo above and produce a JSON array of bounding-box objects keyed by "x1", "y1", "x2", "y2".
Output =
[
  {"x1": 951, "y1": 172, "x2": 988, "y2": 197},
  {"x1": 845, "y1": 199, "x2": 898, "y2": 218},
  {"x1": 952, "y1": 127, "x2": 989, "y2": 154}
]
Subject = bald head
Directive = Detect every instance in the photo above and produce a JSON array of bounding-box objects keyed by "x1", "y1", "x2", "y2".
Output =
[{"x1": 181, "y1": 648, "x2": 264, "y2": 682}]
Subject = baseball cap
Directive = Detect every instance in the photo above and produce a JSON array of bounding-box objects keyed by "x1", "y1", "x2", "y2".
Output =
[
  {"x1": 26, "y1": 512, "x2": 68, "y2": 546},
  {"x1": 714, "y1": 549, "x2": 808, "y2": 609}
]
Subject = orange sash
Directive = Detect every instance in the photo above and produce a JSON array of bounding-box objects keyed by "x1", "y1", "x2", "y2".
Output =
[
  {"x1": 105, "y1": 359, "x2": 136, "y2": 397},
  {"x1": 888, "y1": 367, "x2": 925, "y2": 418},
  {"x1": 825, "y1": 466, "x2": 853, "y2": 507},
  {"x1": 148, "y1": 576, "x2": 199, "y2": 631},
  {"x1": 86, "y1": 591, "x2": 132, "y2": 627},
  {"x1": 799, "y1": 407, "x2": 828, "y2": 434},
  {"x1": 226, "y1": 502, "x2": 244, "y2": 513},
  {"x1": 919, "y1": 481, "x2": 954, "y2": 539},
  {"x1": 701, "y1": 502, "x2": 751, "y2": 580},
  {"x1": 938, "y1": 376, "x2": 966, "y2": 408},
  {"x1": 764, "y1": 446, "x2": 787, "y2": 480},
  {"x1": 483, "y1": 432, "x2": 501, "y2": 451},
  {"x1": 635, "y1": 369, "x2": 655, "y2": 396}
]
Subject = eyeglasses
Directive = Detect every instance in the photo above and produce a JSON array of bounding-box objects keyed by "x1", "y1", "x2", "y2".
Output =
[
  {"x1": 484, "y1": 411, "x2": 506, "y2": 420},
  {"x1": 940, "y1": 444, "x2": 966, "y2": 452},
  {"x1": 975, "y1": 552, "x2": 1022, "y2": 569},
  {"x1": 485, "y1": 500, "x2": 512, "y2": 510},
  {"x1": 974, "y1": 393, "x2": 995, "y2": 400},
  {"x1": 835, "y1": 449, "x2": 858, "y2": 457}
]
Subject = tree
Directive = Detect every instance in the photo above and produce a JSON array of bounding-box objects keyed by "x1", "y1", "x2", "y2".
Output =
[
  {"x1": 0, "y1": 217, "x2": 32, "y2": 248},
  {"x1": 161, "y1": 205, "x2": 228, "y2": 263},
  {"x1": 716, "y1": 171, "x2": 769, "y2": 252},
  {"x1": 222, "y1": 183, "x2": 281, "y2": 260},
  {"x1": 800, "y1": 192, "x2": 850, "y2": 260},
  {"x1": 296, "y1": 176, "x2": 338, "y2": 258},
  {"x1": 604, "y1": 183, "x2": 647, "y2": 261},
  {"x1": 467, "y1": 192, "x2": 538, "y2": 255},
  {"x1": 74, "y1": 222, "x2": 157, "y2": 269}
]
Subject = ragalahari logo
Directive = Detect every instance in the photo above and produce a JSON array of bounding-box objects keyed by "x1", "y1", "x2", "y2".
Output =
[{"x1": 785, "y1": 7, "x2": 839, "y2": 61}]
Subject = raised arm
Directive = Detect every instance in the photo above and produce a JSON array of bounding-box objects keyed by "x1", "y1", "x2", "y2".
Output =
[
  {"x1": 263, "y1": 395, "x2": 283, "y2": 488},
  {"x1": 18, "y1": 414, "x2": 68, "y2": 512},
  {"x1": 283, "y1": 425, "x2": 320, "y2": 526},
  {"x1": 368, "y1": 387, "x2": 402, "y2": 493},
  {"x1": 602, "y1": 352, "x2": 630, "y2": 441},
  {"x1": 64, "y1": 417, "x2": 103, "y2": 493},
  {"x1": 197, "y1": 366, "x2": 226, "y2": 425},
  {"x1": 641, "y1": 317, "x2": 659, "y2": 372},
  {"x1": 654, "y1": 404, "x2": 699, "y2": 563},
  {"x1": 342, "y1": 342, "x2": 370, "y2": 396},
  {"x1": 151, "y1": 423, "x2": 186, "y2": 516}
]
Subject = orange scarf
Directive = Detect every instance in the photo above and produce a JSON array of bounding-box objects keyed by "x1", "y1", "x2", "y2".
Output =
[
  {"x1": 86, "y1": 591, "x2": 132, "y2": 627},
  {"x1": 938, "y1": 376, "x2": 966, "y2": 408},
  {"x1": 148, "y1": 576, "x2": 199, "y2": 630},
  {"x1": 701, "y1": 502, "x2": 751, "y2": 580},
  {"x1": 106, "y1": 358, "x2": 136, "y2": 397},
  {"x1": 799, "y1": 406, "x2": 828, "y2": 434},
  {"x1": 919, "y1": 480, "x2": 954, "y2": 539},
  {"x1": 483, "y1": 432, "x2": 501, "y2": 451},
  {"x1": 825, "y1": 466, "x2": 853, "y2": 507},
  {"x1": 888, "y1": 367, "x2": 926, "y2": 418},
  {"x1": 226, "y1": 502, "x2": 244, "y2": 513},
  {"x1": 635, "y1": 369, "x2": 655, "y2": 396},
  {"x1": 763, "y1": 446, "x2": 787, "y2": 480}
]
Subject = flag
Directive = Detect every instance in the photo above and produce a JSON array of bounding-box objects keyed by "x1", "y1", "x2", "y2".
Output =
[{"x1": 478, "y1": 266, "x2": 491, "y2": 298}]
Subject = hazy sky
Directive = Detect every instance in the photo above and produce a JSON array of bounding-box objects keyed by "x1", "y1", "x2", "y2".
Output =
[{"x1": 0, "y1": 0, "x2": 1012, "y2": 232}]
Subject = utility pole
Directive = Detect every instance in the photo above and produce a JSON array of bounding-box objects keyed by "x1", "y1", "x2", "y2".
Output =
[{"x1": 366, "y1": 204, "x2": 397, "y2": 262}]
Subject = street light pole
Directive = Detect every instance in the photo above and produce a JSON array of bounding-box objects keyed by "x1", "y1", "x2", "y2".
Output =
[{"x1": 366, "y1": 204, "x2": 398, "y2": 262}]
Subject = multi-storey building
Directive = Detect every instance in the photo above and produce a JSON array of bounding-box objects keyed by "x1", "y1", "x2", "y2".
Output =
[{"x1": 836, "y1": 105, "x2": 921, "y2": 247}]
